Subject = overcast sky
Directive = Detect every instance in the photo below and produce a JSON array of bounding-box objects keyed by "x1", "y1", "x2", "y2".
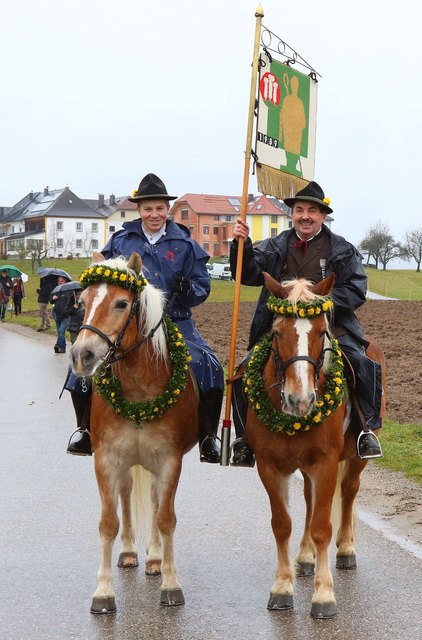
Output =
[{"x1": 1, "y1": 0, "x2": 420, "y2": 253}]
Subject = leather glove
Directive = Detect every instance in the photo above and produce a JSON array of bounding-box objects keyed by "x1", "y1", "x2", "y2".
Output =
[{"x1": 172, "y1": 272, "x2": 192, "y2": 298}]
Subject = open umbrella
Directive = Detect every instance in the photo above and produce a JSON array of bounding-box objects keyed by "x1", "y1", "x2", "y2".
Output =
[
  {"x1": 50, "y1": 280, "x2": 83, "y2": 296},
  {"x1": 37, "y1": 267, "x2": 72, "y2": 281},
  {"x1": 0, "y1": 265, "x2": 29, "y2": 282}
]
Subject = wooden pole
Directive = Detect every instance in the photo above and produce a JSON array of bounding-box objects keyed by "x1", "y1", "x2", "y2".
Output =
[{"x1": 220, "y1": 4, "x2": 264, "y2": 466}]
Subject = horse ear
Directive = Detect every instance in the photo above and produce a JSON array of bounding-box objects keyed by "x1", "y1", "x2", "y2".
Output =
[
  {"x1": 312, "y1": 273, "x2": 335, "y2": 296},
  {"x1": 262, "y1": 272, "x2": 289, "y2": 299},
  {"x1": 127, "y1": 252, "x2": 143, "y2": 274},
  {"x1": 92, "y1": 251, "x2": 105, "y2": 262}
]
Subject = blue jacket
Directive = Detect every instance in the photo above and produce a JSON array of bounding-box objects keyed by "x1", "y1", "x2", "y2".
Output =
[
  {"x1": 102, "y1": 219, "x2": 210, "y2": 320},
  {"x1": 102, "y1": 218, "x2": 224, "y2": 393}
]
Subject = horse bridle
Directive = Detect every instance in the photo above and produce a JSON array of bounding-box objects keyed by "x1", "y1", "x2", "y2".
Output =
[
  {"x1": 270, "y1": 330, "x2": 334, "y2": 401},
  {"x1": 78, "y1": 290, "x2": 176, "y2": 366}
]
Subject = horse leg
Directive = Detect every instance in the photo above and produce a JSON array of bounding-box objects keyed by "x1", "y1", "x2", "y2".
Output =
[
  {"x1": 256, "y1": 462, "x2": 294, "y2": 611},
  {"x1": 145, "y1": 478, "x2": 162, "y2": 576},
  {"x1": 296, "y1": 471, "x2": 315, "y2": 577},
  {"x1": 156, "y1": 459, "x2": 185, "y2": 606},
  {"x1": 91, "y1": 460, "x2": 120, "y2": 614},
  {"x1": 308, "y1": 463, "x2": 339, "y2": 619},
  {"x1": 117, "y1": 470, "x2": 139, "y2": 569},
  {"x1": 336, "y1": 457, "x2": 368, "y2": 569}
]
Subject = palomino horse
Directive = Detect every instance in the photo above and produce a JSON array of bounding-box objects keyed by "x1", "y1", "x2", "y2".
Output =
[
  {"x1": 243, "y1": 273, "x2": 386, "y2": 619},
  {"x1": 70, "y1": 252, "x2": 199, "y2": 614}
]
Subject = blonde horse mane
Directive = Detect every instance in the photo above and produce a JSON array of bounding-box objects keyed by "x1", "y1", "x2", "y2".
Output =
[
  {"x1": 281, "y1": 278, "x2": 326, "y2": 306},
  {"x1": 88, "y1": 256, "x2": 168, "y2": 360}
]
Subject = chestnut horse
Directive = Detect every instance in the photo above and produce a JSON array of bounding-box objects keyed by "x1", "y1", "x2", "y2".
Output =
[
  {"x1": 244, "y1": 273, "x2": 386, "y2": 619},
  {"x1": 70, "y1": 252, "x2": 199, "y2": 614}
]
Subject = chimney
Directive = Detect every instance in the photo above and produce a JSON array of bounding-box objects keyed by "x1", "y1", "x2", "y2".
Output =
[
  {"x1": 248, "y1": 193, "x2": 254, "y2": 203},
  {"x1": 109, "y1": 194, "x2": 116, "y2": 206},
  {"x1": 98, "y1": 193, "x2": 105, "y2": 207},
  {"x1": 44, "y1": 186, "x2": 49, "y2": 196}
]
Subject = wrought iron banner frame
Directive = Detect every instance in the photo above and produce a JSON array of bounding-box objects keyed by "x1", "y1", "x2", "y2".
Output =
[{"x1": 255, "y1": 28, "x2": 320, "y2": 200}]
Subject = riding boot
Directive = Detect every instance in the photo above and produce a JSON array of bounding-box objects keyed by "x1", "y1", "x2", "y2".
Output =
[
  {"x1": 231, "y1": 369, "x2": 255, "y2": 468},
  {"x1": 198, "y1": 388, "x2": 223, "y2": 463},
  {"x1": 351, "y1": 397, "x2": 383, "y2": 459},
  {"x1": 67, "y1": 390, "x2": 93, "y2": 456}
]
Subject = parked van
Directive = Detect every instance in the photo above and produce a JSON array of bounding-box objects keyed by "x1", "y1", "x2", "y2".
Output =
[{"x1": 208, "y1": 263, "x2": 232, "y2": 280}]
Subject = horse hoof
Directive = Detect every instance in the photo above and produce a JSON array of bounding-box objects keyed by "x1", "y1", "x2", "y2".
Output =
[
  {"x1": 118, "y1": 552, "x2": 139, "y2": 568},
  {"x1": 160, "y1": 589, "x2": 185, "y2": 606},
  {"x1": 336, "y1": 554, "x2": 357, "y2": 570},
  {"x1": 310, "y1": 601, "x2": 338, "y2": 619},
  {"x1": 296, "y1": 561, "x2": 315, "y2": 577},
  {"x1": 145, "y1": 560, "x2": 162, "y2": 576},
  {"x1": 267, "y1": 593, "x2": 294, "y2": 610},
  {"x1": 90, "y1": 596, "x2": 117, "y2": 614}
]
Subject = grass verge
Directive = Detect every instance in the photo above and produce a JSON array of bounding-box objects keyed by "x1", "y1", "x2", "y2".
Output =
[{"x1": 374, "y1": 419, "x2": 422, "y2": 484}]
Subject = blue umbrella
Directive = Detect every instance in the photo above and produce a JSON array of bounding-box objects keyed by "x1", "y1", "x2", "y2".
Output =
[{"x1": 37, "y1": 267, "x2": 72, "y2": 281}]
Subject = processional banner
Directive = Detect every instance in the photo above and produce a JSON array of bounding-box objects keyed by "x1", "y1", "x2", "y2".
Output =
[{"x1": 256, "y1": 52, "x2": 318, "y2": 199}]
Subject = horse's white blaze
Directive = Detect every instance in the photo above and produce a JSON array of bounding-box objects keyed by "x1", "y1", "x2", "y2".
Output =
[
  {"x1": 295, "y1": 318, "x2": 312, "y2": 397},
  {"x1": 80, "y1": 283, "x2": 109, "y2": 341}
]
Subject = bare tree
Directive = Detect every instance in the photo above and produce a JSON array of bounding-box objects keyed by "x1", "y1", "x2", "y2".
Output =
[
  {"x1": 8, "y1": 240, "x2": 30, "y2": 260},
  {"x1": 404, "y1": 227, "x2": 422, "y2": 272},
  {"x1": 359, "y1": 221, "x2": 405, "y2": 270}
]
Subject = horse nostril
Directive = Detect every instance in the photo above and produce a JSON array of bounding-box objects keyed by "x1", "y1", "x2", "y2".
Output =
[{"x1": 82, "y1": 351, "x2": 95, "y2": 367}]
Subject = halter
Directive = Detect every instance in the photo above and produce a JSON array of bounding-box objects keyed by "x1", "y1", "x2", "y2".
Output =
[
  {"x1": 79, "y1": 291, "x2": 176, "y2": 366},
  {"x1": 269, "y1": 330, "x2": 333, "y2": 401}
]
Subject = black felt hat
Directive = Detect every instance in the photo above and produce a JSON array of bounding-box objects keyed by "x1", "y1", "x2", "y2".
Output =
[
  {"x1": 128, "y1": 173, "x2": 177, "y2": 203},
  {"x1": 284, "y1": 181, "x2": 333, "y2": 214}
]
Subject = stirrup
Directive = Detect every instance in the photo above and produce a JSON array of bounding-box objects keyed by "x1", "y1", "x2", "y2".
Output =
[
  {"x1": 230, "y1": 437, "x2": 255, "y2": 467},
  {"x1": 67, "y1": 428, "x2": 92, "y2": 456},
  {"x1": 199, "y1": 435, "x2": 221, "y2": 463},
  {"x1": 357, "y1": 430, "x2": 383, "y2": 459}
]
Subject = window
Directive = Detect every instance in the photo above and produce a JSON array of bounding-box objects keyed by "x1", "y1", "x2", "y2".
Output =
[
  {"x1": 271, "y1": 215, "x2": 277, "y2": 223},
  {"x1": 203, "y1": 225, "x2": 209, "y2": 235},
  {"x1": 92, "y1": 223, "x2": 98, "y2": 232},
  {"x1": 213, "y1": 226, "x2": 219, "y2": 235},
  {"x1": 189, "y1": 225, "x2": 194, "y2": 234},
  {"x1": 213, "y1": 243, "x2": 219, "y2": 254},
  {"x1": 121, "y1": 211, "x2": 126, "y2": 218},
  {"x1": 57, "y1": 238, "x2": 63, "y2": 248},
  {"x1": 57, "y1": 221, "x2": 63, "y2": 231},
  {"x1": 92, "y1": 239, "x2": 98, "y2": 249},
  {"x1": 76, "y1": 222, "x2": 82, "y2": 232},
  {"x1": 257, "y1": 204, "x2": 262, "y2": 210},
  {"x1": 288, "y1": 220, "x2": 293, "y2": 229},
  {"x1": 225, "y1": 215, "x2": 233, "y2": 222},
  {"x1": 109, "y1": 225, "x2": 116, "y2": 232},
  {"x1": 76, "y1": 239, "x2": 82, "y2": 248},
  {"x1": 213, "y1": 215, "x2": 219, "y2": 221},
  {"x1": 203, "y1": 242, "x2": 209, "y2": 251},
  {"x1": 181, "y1": 209, "x2": 189, "y2": 220},
  {"x1": 270, "y1": 228, "x2": 277, "y2": 238}
]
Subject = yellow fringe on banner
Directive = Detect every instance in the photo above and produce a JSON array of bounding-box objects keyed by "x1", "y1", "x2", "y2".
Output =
[{"x1": 257, "y1": 164, "x2": 309, "y2": 200}]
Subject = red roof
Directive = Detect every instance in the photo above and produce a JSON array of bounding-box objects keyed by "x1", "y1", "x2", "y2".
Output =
[{"x1": 174, "y1": 193, "x2": 288, "y2": 216}]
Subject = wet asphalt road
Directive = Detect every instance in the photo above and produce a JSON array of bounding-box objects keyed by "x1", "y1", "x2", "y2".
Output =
[{"x1": 0, "y1": 326, "x2": 421, "y2": 640}]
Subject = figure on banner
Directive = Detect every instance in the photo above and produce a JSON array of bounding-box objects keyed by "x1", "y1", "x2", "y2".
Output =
[{"x1": 279, "y1": 73, "x2": 306, "y2": 177}]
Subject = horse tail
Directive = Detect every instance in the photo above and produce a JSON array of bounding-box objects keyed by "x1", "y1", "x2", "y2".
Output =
[
  {"x1": 331, "y1": 460, "x2": 358, "y2": 547},
  {"x1": 130, "y1": 464, "x2": 153, "y2": 546}
]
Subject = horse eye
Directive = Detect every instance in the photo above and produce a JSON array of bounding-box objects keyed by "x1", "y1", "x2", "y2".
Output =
[{"x1": 115, "y1": 300, "x2": 129, "y2": 310}]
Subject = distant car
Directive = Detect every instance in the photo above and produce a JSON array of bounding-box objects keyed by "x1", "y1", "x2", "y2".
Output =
[{"x1": 209, "y1": 263, "x2": 231, "y2": 280}]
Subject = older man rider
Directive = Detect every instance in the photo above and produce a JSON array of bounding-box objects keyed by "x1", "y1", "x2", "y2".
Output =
[{"x1": 229, "y1": 181, "x2": 383, "y2": 467}]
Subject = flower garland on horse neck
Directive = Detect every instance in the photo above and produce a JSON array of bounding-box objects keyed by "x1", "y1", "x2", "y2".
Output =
[
  {"x1": 244, "y1": 294, "x2": 345, "y2": 435},
  {"x1": 79, "y1": 263, "x2": 191, "y2": 426}
]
